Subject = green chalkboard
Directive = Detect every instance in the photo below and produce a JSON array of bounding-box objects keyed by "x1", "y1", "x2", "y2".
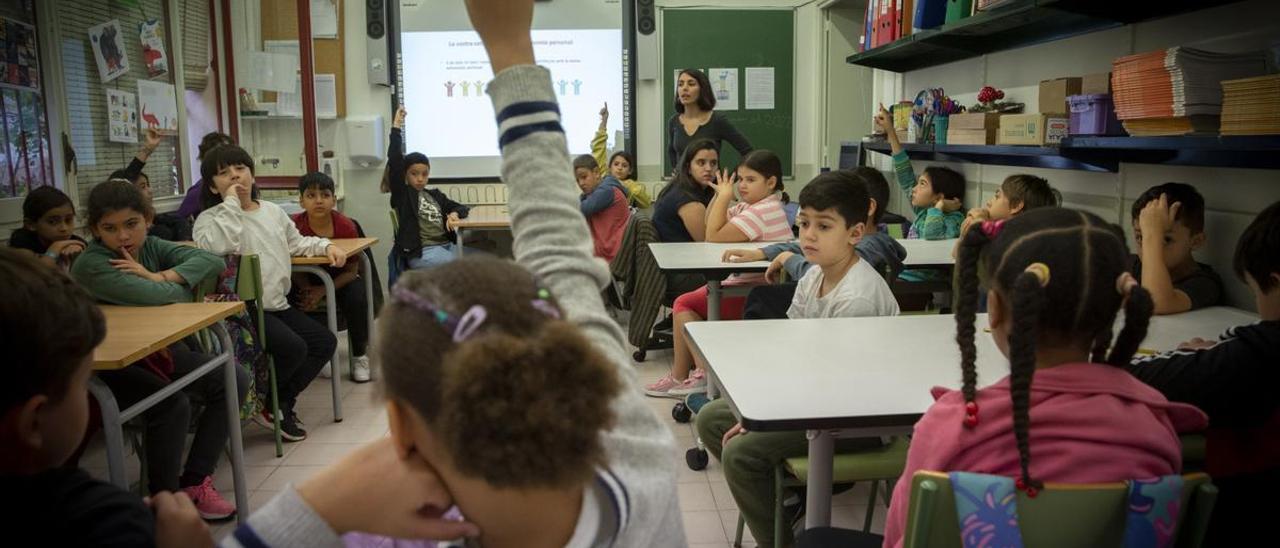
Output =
[{"x1": 663, "y1": 9, "x2": 794, "y2": 177}]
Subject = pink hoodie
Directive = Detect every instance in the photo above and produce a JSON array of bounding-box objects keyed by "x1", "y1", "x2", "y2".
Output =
[{"x1": 882, "y1": 362, "x2": 1208, "y2": 547}]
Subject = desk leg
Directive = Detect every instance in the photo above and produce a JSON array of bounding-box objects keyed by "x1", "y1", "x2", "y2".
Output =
[
  {"x1": 805, "y1": 429, "x2": 835, "y2": 529},
  {"x1": 216, "y1": 323, "x2": 249, "y2": 522},
  {"x1": 88, "y1": 377, "x2": 128, "y2": 488},
  {"x1": 294, "y1": 265, "x2": 343, "y2": 422},
  {"x1": 706, "y1": 279, "x2": 722, "y2": 322},
  {"x1": 456, "y1": 228, "x2": 465, "y2": 258},
  {"x1": 361, "y1": 256, "x2": 375, "y2": 381}
]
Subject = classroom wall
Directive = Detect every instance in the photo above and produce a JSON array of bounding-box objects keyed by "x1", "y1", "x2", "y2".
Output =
[{"x1": 863, "y1": 0, "x2": 1280, "y2": 311}]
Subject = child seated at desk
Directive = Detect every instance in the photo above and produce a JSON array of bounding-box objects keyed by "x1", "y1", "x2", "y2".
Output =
[
  {"x1": 572, "y1": 154, "x2": 631, "y2": 263},
  {"x1": 0, "y1": 247, "x2": 212, "y2": 546},
  {"x1": 7, "y1": 185, "x2": 86, "y2": 269},
  {"x1": 70, "y1": 180, "x2": 248, "y2": 520},
  {"x1": 955, "y1": 173, "x2": 1060, "y2": 255},
  {"x1": 592, "y1": 103, "x2": 650, "y2": 208},
  {"x1": 1126, "y1": 200, "x2": 1280, "y2": 544},
  {"x1": 1131, "y1": 182, "x2": 1224, "y2": 315},
  {"x1": 696, "y1": 170, "x2": 899, "y2": 548},
  {"x1": 193, "y1": 145, "x2": 341, "y2": 443},
  {"x1": 384, "y1": 106, "x2": 472, "y2": 271},
  {"x1": 645, "y1": 150, "x2": 793, "y2": 398},
  {"x1": 881, "y1": 207, "x2": 1208, "y2": 548},
  {"x1": 108, "y1": 129, "x2": 191, "y2": 242},
  {"x1": 724, "y1": 166, "x2": 907, "y2": 319},
  {"x1": 875, "y1": 105, "x2": 965, "y2": 241},
  {"x1": 290, "y1": 172, "x2": 372, "y2": 383}
]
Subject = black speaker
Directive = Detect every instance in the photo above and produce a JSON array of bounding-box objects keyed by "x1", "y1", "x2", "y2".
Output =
[
  {"x1": 366, "y1": 0, "x2": 389, "y2": 86},
  {"x1": 637, "y1": 0, "x2": 655, "y2": 35}
]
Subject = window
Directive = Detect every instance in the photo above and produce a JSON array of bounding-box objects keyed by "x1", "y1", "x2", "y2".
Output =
[
  {"x1": 0, "y1": 0, "x2": 54, "y2": 199},
  {"x1": 56, "y1": 0, "x2": 185, "y2": 205}
]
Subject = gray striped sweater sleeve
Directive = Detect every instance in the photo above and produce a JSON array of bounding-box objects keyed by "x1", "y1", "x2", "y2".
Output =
[{"x1": 488, "y1": 65, "x2": 685, "y2": 548}]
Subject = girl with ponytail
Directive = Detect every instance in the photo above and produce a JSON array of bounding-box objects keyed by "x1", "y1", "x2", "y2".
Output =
[{"x1": 881, "y1": 207, "x2": 1209, "y2": 547}]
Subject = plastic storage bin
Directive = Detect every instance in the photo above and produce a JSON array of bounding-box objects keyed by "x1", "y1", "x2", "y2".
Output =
[{"x1": 1068, "y1": 93, "x2": 1124, "y2": 136}]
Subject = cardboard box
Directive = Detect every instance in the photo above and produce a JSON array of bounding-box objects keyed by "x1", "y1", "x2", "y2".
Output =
[
  {"x1": 947, "y1": 128, "x2": 996, "y2": 145},
  {"x1": 1082, "y1": 72, "x2": 1111, "y2": 95},
  {"x1": 948, "y1": 112, "x2": 1001, "y2": 130},
  {"x1": 998, "y1": 113, "x2": 1070, "y2": 145},
  {"x1": 1039, "y1": 77, "x2": 1083, "y2": 114}
]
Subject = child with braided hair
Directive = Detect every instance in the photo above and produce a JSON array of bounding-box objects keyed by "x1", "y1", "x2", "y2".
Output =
[{"x1": 881, "y1": 207, "x2": 1209, "y2": 548}]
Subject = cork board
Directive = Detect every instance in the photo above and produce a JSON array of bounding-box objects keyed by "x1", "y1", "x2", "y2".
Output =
[{"x1": 259, "y1": 0, "x2": 345, "y2": 118}]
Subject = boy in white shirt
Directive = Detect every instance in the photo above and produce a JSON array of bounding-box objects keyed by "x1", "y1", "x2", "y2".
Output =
[
  {"x1": 695, "y1": 170, "x2": 899, "y2": 548},
  {"x1": 786, "y1": 172, "x2": 900, "y2": 319}
]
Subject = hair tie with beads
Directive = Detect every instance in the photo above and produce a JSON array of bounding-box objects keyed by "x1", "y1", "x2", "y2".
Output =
[
  {"x1": 979, "y1": 219, "x2": 1006, "y2": 239},
  {"x1": 1115, "y1": 272, "x2": 1138, "y2": 298},
  {"x1": 962, "y1": 400, "x2": 980, "y2": 429},
  {"x1": 1024, "y1": 262, "x2": 1050, "y2": 287},
  {"x1": 1015, "y1": 477, "x2": 1041, "y2": 498},
  {"x1": 392, "y1": 286, "x2": 488, "y2": 342}
]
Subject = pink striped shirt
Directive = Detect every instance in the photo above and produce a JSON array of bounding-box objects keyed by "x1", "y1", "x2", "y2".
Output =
[{"x1": 725, "y1": 194, "x2": 792, "y2": 286}]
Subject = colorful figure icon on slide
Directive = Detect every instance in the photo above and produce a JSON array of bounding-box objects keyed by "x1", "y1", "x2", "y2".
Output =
[{"x1": 555, "y1": 79, "x2": 584, "y2": 96}]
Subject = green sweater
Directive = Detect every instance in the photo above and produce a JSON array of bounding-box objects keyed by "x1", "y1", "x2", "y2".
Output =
[
  {"x1": 893, "y1": 150, "x2": 964, "y2": 240},
  {"x1": 71, "y1": 236, "x2": 224, "y2": 306}
]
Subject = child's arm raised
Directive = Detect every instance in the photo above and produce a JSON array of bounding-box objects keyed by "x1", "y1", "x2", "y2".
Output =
[
  {"x1": 705, "y1": 169, "x2": 749, "y2": 242},
  {"x1": 592, "y1": 103, "x2": 609, "y2": 177},
  {"x1": 876, "y1": 105, "x2": 922, "y2": 216},
  {"x1": 1138, "y1": 195, "x2": 1193, "y2": 314},
  {"x1": 386, "y1": 107, "x2": 408, "y2": 197},
  {"x1": 121, "y1": 129, "x2": 161, "y2": 182},
  {"x1": 473, "y1": 0, "x2": 683, "y2": 543}
]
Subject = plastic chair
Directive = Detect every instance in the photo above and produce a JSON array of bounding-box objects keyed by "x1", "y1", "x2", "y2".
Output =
[
  {"x1": 236, "y1": 255, "x2": 285, "y2": 457},
  {"x1": 798, "y1": 472, "x2": 1217, "y2": 548},
  {"x1": 733, "y1": 437, "x2": 909, "y2": 547}
]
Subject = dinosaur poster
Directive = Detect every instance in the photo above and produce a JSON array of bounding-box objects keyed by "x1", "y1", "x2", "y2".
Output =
[
  {"x1": 138, "y1": 19, "x2": 168, "y2": 78},
  {"x1": 88, "y1": 19, "x2": 129, "y2": 83},
  {"x1": 136, "y1": 80, "x2": 178, "y2": 135},
  {"x1": 106, "y1": 89, "x2": 138, "y2": 144}
]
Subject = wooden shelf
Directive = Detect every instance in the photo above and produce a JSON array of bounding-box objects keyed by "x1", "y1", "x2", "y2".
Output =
[
  {"x1": 859, "y1": 135, "x2": 1280, "y2": 172},
  {"x1": 846, "y1": 0, "x2": 1245, "y2": 73}
]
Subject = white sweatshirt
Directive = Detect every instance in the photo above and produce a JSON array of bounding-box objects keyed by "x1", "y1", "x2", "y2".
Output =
[{"x1": 193, "y1": 196, "x2": 331, "y2": 311}]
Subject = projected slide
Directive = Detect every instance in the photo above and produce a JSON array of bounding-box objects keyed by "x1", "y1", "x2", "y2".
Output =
[{"x1": 400, "y1": 29, "x2": 623, "y2": 178}]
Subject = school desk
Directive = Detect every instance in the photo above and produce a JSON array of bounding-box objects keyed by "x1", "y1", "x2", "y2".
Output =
[
  {"x1": 685, "y1": 306, "x2": 1256, "y2": 531},
  {"x1": 91, "y1": 301, "x2": 249, "y2": 521},
  {"x1": 647, "y1": 241, "x2": 776, "y2": 322},
  {"x1": 453, "y1": 205, "x2": 511, "y2": 257},
  {"x1": 291, "y1": 237, "x2": 378, "y2": 422},
  {"x1": 898, "y1": 237, "x2": 958, "y2": 268}
]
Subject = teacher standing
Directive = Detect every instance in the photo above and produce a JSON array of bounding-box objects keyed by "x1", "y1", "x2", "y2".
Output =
[{"x1": 667, "y1": 69, "x2": 753, "y2": 174}]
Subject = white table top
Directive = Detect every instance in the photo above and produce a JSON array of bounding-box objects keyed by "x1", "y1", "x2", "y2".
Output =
[
  {"x1": 648, "y1": 242, "x2": 773, "y2": 275},
  {"x1": 898, "y1": 238, "x2": 958, "y2": 268},
  {"x1": 686, "y1": 306, "x2": 1257, "y2": 432}
]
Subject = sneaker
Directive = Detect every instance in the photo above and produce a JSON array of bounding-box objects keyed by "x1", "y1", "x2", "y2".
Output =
[
  {"x1": 251, "y1": 408, "x2": 277, "y2": 432},
  {"x1": 668, "y1": 369, "x2": 708, "y2": 396},
  {"x1": 280, "y1": 411, "x2": 307, "y2": 442},
  {"x1": 181, "y1": 476, "x2": 236, "y2": 521},
  {"x1": 351, "y1": 356, "x2": 371, "y2": 383},
  {"x1": 644, "y1": 373, "x2": 683, "y2": 398},
  {"x1": 318, "y1": 363, "x2": 332, "y2": 378}
]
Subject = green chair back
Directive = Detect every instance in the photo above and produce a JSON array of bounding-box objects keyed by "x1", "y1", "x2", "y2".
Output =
[
  {"x1": 903, "y1": 471, "x2": 1217, "y2": 548},
  {"x1": 888, "y1": 223, "x2": 905, "y2": 239},
  {"x1": 784, "y1": 437, "x2": 909, "y2": 483},
  {"x1": 237, "y1": 254, "x2": 284, "y2": 457},
  {"x1": 390, "y1": 209, "x2": 399, "y2": 235}
]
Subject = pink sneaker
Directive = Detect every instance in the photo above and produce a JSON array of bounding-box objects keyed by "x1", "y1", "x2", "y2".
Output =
[
  {"x1": 668, "y1": 369, "x2": 708, "y2": 396},
  {"x1": 644, "y1": 373, "x2": 683, "y2": 398},
  {"x1": 181, "y1": 476, "x2": 236, "y2": 521}
]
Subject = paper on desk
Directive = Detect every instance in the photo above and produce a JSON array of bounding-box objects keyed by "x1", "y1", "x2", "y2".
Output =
[{"x1": 745, "y1": 67, "x2": 775, "y2": 110}]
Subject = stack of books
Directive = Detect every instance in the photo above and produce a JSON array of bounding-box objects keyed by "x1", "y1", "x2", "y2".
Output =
[
  {"x1": 1111, "y1": 47, "x2": 1268, "y2": 136},
  {"x1": 1220, "y1": 74, "x2": 1280, "y2": 136}
]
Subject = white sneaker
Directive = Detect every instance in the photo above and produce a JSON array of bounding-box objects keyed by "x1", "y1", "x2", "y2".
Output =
[
  {"x1": 352, "y1": 356, "x2": 371, "y2": 383},
  {"x1": 318, "y1": 363, "x2": 332, "y2": 379}
]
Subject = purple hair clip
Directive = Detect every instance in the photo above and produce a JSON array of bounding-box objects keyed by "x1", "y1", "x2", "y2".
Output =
[{"x1": 392, "y1": 286, "x2": 488, "y2": 342}]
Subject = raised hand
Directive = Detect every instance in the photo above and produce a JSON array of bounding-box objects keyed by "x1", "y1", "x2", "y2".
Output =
[
  {"x1": 393, "y1": 106, "x2": 407, "y2": 129},
  {"x1": 464, "y1": 0, "x2": 535, "y2": 74}
]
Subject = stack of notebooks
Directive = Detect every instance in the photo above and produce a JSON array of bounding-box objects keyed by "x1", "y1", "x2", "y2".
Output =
[
  {"x1": 1220, "y1": 74, "x2": 1280, "y2": 136},
  {"x1": 1111, "y1": 47, "x2": 1268, "y2": 136}
]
